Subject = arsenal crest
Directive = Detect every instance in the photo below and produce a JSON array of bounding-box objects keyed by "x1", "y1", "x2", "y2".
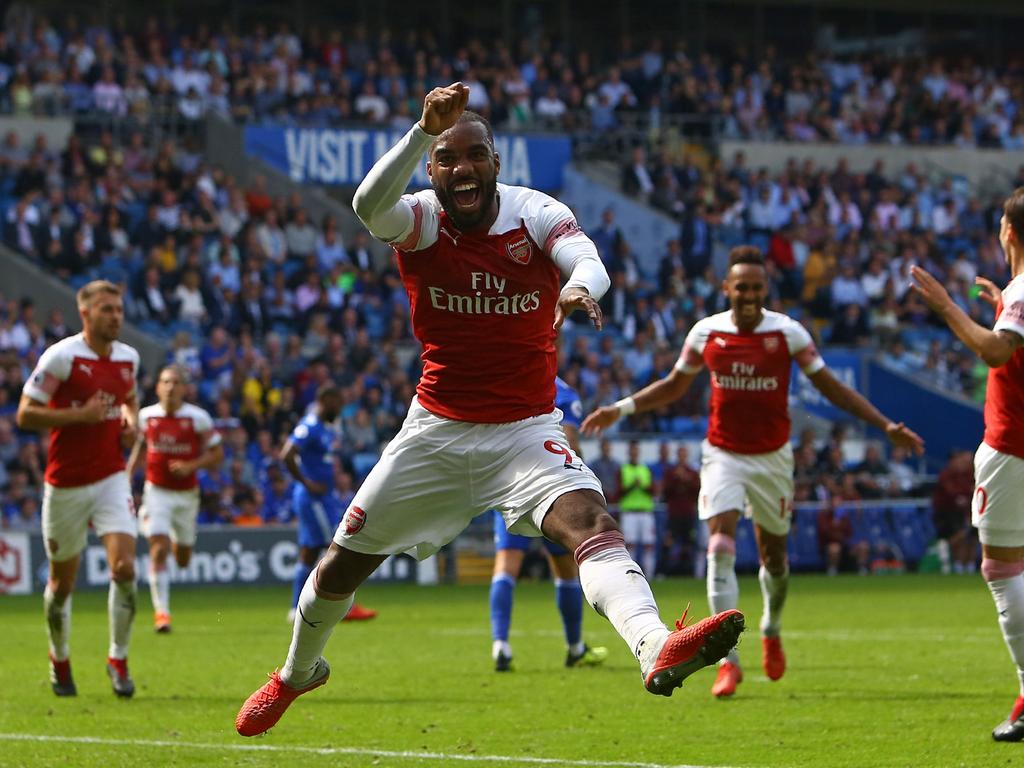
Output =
[
  {"x1": 343, "y1": 506, "x2": 367, "y2": 536},
  {"x1": 506, "y1": 234, "x2": 532, "y2": 265},
  {"x1": 763, "y1": 336, "x2": 779, "y2": 352}
]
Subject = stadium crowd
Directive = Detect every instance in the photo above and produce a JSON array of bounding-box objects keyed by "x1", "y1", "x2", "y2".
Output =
[
  {"x1": 0, "y1": 13, "x2": 1021, "y2": 147},
  {"x1": 0, "y1": 14, "x2": 1002, "y2": 575}
]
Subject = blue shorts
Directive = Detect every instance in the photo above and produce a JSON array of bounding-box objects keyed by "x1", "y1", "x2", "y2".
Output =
[
  {"x1": 492, "y1": 510, "x2": 567, "y2": 556},
  {"x1": 294, "y1": 487, "x2": 342, "y2": 549}
]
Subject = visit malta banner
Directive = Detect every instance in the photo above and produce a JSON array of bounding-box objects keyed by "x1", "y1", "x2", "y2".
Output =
[{"x1": 243, "y1": 125, "x2": 572, "y2": 190}]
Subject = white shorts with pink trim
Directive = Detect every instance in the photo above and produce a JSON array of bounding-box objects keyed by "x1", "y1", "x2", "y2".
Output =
[
  {"x1": 334, "y1": 397, "x2": 604, "y2": 559},
  {"x1": 698, "y1": 439, "x2": 794, "y2": 537},
  {"x1": 42, "y1": 471, "x2": 137, "y2": 561},
  {"x1": 140, "y1": 482, "x2": 201, "y2": 547},
  {"x1": 973, "y1": 441, "x2": 1024, "y2": 547}
]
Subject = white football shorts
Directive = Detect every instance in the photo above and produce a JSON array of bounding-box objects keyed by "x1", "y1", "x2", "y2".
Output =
[
  {"x1": 973, "y1": 441, "x2": 1024, "y2": 547},
  {"x1": 698, "y1": 439, "x2": 794, "y2": 537},
  {"x1": 334, "y1": 397, "x2": 604, "y2": 559},
  {"x1": 43, "y1": 471, "x2": 137, "y2": 561},
  {"x1": 620, "y1": 511, "x2": 657, "y2": 546},
  {"x1": 140, "y1": 482, "x2": 201, "y2": 547}
]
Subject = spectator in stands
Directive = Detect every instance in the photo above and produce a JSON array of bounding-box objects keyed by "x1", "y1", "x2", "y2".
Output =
[
  {"x1": 588, "y1": 439, "x2": 620, "y2": 503},
  {"x1": 619, "y1": 440, "x2": 656, "y2": 577},
  {"x1": 932, "y1": 450, "x2": 978, "y2": 575},
  {"x1": 817, "y1": 500, "x2": 869, "y2": 576},
  {"x1": 659, "y1": 445, "x2": 700, "y2": 575}
]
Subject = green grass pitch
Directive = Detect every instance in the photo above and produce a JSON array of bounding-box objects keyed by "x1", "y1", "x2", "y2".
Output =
[{"x1": 0, "y1": 574, "x2": 1018, "y2": 767}]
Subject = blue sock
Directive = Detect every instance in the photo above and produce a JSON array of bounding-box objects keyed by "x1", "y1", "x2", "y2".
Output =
[
  {"x1": 555, "y1": 578, "x2": 584, "y2": 647},
  {"x1": 490, "y1": 574, "x2": 515, "y2": 642},
  {"x1": 292, "y1": 562, "x2": 314, "y2": 609}
]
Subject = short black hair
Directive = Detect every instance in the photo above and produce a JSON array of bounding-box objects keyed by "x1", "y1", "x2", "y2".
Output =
[
  {"x1": 431, "y1": 110, "x2": 495, "y2": 154},
  {"x1": 728, "y1": 245, "x2": 765, "y2": 268}
]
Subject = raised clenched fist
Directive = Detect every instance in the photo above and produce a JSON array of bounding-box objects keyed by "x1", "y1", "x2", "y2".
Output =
[{"x1": 419, "y1": 83, "x2": 471, "y2": 136}]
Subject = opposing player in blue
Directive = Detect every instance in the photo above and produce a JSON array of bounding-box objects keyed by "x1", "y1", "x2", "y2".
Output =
[
  {"x1": 490, "y1": 376, "x2": 609, "y2": 671},
  {"x1": 282, "y1": 384, "x2": 376, "y2": 623}
]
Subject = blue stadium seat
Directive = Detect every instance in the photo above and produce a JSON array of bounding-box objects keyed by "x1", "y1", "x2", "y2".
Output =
[
  {"x1": 351, "y1": 451, "x2": 380, "y2": 482},
  {"x1": 889, "y1": 505, "x2": 932, "y2": 566},
  {"x1": 788, "y1": 507, "x2": 823, "y2": 571}
]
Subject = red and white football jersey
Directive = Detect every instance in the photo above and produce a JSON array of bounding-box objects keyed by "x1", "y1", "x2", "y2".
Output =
[
  {"x1": 24, "y1": 333, "x2": 139, "y2": 487},
  {"x1": 984, "y1": 275, "x2": 1024, "y2": 459},
  {"x1": 676, "y1": 310, "x2": 825, "y2": 454},
  {"x1": 393, "y1": 184, "x2": 591, "y2": 423},
  {"x1": 138, "y1": 402, "x2": 221, "y2": 490}
]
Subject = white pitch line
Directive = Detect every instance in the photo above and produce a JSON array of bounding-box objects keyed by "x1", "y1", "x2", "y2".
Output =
[{"x1": 0, "y1": 733, "x2": 744, "y2": 768}]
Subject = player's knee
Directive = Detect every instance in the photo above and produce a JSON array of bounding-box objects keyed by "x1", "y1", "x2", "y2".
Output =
[
  {"x1": 707, "y1": 532, "x2": 735, "y2": 556},
  {"x1": 981, "y1": 558, "x2": 1024, "y2": 582},
  {"x1": 175, "y1": 550, "x2": 191, "y2": 568},
  {"x1": 110, "y1": 559, "x2": 136, "y2": 582},
  {"x1": 314, "y1": 549, "x2": 357, "y2": 597},
  {"x1": 48, "y1": 579, "x2": 74, "y2": 600}
]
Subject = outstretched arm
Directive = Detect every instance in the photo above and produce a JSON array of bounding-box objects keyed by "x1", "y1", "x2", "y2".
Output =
[
  {"x1": 352, "y1": 83, "x2": 469, "y2": 243},
  {"x1": 581, "y1": 368, "x2": 698, "y2": 435},
  {"x1": 910, "y1": 266, "x2": 1021, "y2": 367},
  {"x1": 807, "y1": 367, "x2": 924, "y2": 454}
]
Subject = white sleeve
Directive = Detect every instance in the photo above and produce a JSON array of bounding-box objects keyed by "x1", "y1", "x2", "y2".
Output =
[
  {"x1": 194, "y1": 408, "x2": 222, "y2": 447},
  {"x1": 784, "y1": 320, "x2": 826, "y2": 375},
  {"x1": 351, "y1": 124, "x2": 437, "y2": 248},
  {"x1": 531, "y1": 197, "x2": 610, "y2": 300},
  {"x1": 23, "y1": 344, "x2": 72, "y2": 403},
  {"x1": 674, "y1": 322, "x2": 708, "y2": 374},
  {"x1": 995, "y1": 279, "x2": 1024, "y2": 340}
]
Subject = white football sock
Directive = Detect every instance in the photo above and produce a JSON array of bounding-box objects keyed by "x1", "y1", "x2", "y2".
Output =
[
  {"x1": 108, "y1": 579, "x2": 136, "y2": 659},
  {"x1": 280, "y1": 570, "x2": 353, "y2": 686},
  {"x1": 758, "y1": 564, "x2": 789, "y2": 637},
  {"x1": 44, "y1": 585, "x2": 71, "y2": 661},
  {"x1": 985, "y1": 570, "x2": 1024, "y2": 695},
  {"x1": 492, "y1": 640, "x2": 512, "y2": 659},
  {"x1": 149, "y1": 563, "x2": 170, "y2": 615},
  {"x1": 707, "y1": 542, "x2": 739, "y2": 666},
  {"x1": 576, "y1": 532, "x2": 668, "y2": 668}
]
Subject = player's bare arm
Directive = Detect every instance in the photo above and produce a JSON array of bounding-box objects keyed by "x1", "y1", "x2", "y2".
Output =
[
  {"x1": 807, "y1": 367, "x2": 924, "y2": 454},
  {"x1": 170, "y1": 442, "x2": 225, "y2": 478},
  {"x1": 16, "y1": 390, "x2": 108, "y2": 431},
  {"x1": 581, "y1": 368, "x2": 698, "y2": 435},
  {"x1": 910, "y1": 265, "x2": 1021, "y2": 367},
  {"x1": 126, "y1": 434, "x2": 146, "y2": 478},
  {"x1": 281, "y1": 440, "x2": 327, "y2": 496}
]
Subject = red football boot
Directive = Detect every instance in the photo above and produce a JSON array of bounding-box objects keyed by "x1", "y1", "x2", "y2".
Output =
[
  {"x1": 762, "y1": 635, "x2": 786, "y2": 681},
  {"x1": 235, "y1": 659, "x2": 331, "y2": 737},
  {"x1": 49, "y1": 654, "x2": 76, "y2": 697},
  {"x1": 643, "y1": 608, "x2": 745, "y2": 697},
  {"x1": 342, "y1": 603, "x2": 378, "y2": 622},
  {"x1": 711, "y1": 661, "x2": 743, "y2": 697}
]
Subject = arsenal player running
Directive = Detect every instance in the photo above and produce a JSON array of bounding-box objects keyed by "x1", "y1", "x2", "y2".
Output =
[
  {"x1": 17, "y1": 281, "x2": 141, "y2": 698},
  {"x1": 128, "y1": 365, "x2": 223, "y2": 633},
  {"x1": 584, "y1": 247, "x2": 923, "y2": 698},
  {"x1": 910, "y1": 187, "x2": 1024, "y2": 742},
  {"x1": 236, "y1": 83, "x2": 744, "y2": 737}
]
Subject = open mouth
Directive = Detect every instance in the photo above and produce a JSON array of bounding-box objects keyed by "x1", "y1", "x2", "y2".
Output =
[{"x1": 450, "y1": 180, "x2": 481, "y2": 210}]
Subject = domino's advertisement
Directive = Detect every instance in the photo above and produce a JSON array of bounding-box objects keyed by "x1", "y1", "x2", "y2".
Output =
[
  {"x1": 0, "y1": 527, "x2": 417, "y2": 594},
  {"x1": 243, "y1": 125, "x2": 572, "y2": 190}
]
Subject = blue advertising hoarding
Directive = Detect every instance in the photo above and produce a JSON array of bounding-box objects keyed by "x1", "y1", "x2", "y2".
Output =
[
  {"x1": 243, "y1": 125, "x2": 572, "y2": 190},
  {"x1": 789, "y1": 349, "x2": 863, "y2": 422}
]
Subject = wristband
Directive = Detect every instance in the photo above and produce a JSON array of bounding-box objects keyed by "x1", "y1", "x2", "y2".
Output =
[{"x1": 614, "y1": 396, "x2": 636, "y2": 416}]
